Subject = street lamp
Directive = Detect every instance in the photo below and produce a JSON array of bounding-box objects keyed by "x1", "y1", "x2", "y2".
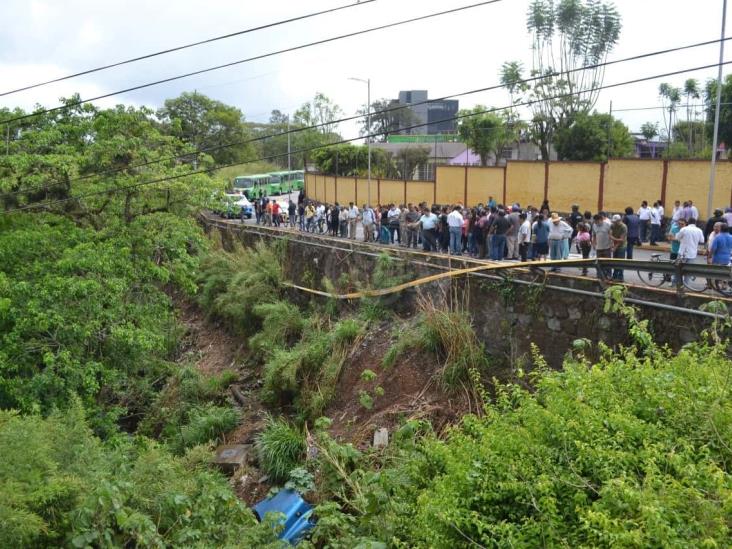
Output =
[
  {"x1": 708, "y1": 0, "x2": 727, "y2": 219},
  {"x1": 349, "y1": 77, "x2": 371, "y2": 207}
]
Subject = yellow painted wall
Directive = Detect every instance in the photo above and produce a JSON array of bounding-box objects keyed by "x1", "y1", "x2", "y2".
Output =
[
  {"x1": 548, "y1": 162, "x2": 601, "y2": 212},
  {"x1": 353, "y1": 177, "x2": 379, "y2": 206},
  {"x1": 324, "y1": 176, "x2": 336, "y2": 204},
  {"x1": 666, "y1": 161, "x2": 732, "y2": 219},
  {"x1": 379, "y1": 179, "x2": 406, "y2": 205},
  {"x1": 603, "y1": 160, "x2": 663, "y2": 213},
  {"x1": 506, "y1": 162, "x2": 545, "y2": 208},
  {"x1": 335, "y1": 177, "x2": 357, "y2": 205},
  {"x1": 467, "y1": 167, "x2": 503, "y2": 206},
  {"x1": 436, "y1": 166, "x2": 465, "y2": 205},
  {"x1": 406, "y1": 181, "x2": 434, "y2": 205}
]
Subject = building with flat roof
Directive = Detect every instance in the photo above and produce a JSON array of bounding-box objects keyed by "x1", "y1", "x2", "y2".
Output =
[{"x1": 395, "y1": 90, "x2": 459, "y2": 135}]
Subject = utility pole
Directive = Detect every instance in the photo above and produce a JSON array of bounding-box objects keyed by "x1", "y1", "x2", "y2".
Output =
[
  {"x1": 349, "y1": 77, "x2": 371, "y2": 207},
  {"x1": 608, "y1": 101, "x2": 613, "y2": 159},
  {"x1": 708, "y1": 0, "x2": 727, "y2": 219},
  {"x1": 287, "y1": 114, "x2": 291, "y2": 172}
]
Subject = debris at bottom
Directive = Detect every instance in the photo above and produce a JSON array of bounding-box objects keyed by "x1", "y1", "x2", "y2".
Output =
[{"x1": 253, "y1": 489, "x2": 315, "y2": 545}]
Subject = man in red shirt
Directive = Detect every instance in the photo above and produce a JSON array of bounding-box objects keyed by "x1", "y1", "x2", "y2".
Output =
[{"x1": 271, "y1": 201, "x2": 281, "y2": 227}]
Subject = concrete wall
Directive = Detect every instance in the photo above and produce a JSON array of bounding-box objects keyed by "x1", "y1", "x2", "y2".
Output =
[
  {"x1": 205, "y1": 220, "x2": 715, "y2": 370},
  {"x1": 306, "y1": 159, "x2": 732, "y2": 217}
]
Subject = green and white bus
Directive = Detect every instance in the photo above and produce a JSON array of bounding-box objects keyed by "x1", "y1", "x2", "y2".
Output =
[
  {"x1": 232, "y1": 174, "x2": 281, "y2": 198},
  {"x1": 268, "y1": 170, "x2": 305, "y2": 194},
  {"x1": 233, "y1": 170, "x2": 304, "y2": 198}
]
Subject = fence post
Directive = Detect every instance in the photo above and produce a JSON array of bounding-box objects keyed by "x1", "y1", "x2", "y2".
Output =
[
  {"x1": 464, "y1": 165, "x2": 468, "y2": 206},
  {"x1": 502, "y1": 164, "x2": 508, "y2": 206},
  {"x1": 598, "y1": 163, "x2": 605, "y2": 213},
  {"x1": 661, "y1": 160, "x2": 669, "y2": 208},
  {"x1": 544, "y1": 161, "x2": 549, "y2": 203}
]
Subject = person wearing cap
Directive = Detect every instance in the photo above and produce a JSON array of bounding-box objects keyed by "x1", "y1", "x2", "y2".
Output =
[
  {"x1": 548, "y1": 213, "x2": 572, "y2": 271},
  {"x1": 610, "y1": 214, "x2": 628, "y2": 281}
]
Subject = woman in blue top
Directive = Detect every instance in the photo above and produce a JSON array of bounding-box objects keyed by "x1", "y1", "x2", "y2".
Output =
[
  {"x1": 531, "y1": 214, "x2": 550, "y2": 261},
  {"x1": 709, "y1": 224, "x2": 732, "y2": 265}
]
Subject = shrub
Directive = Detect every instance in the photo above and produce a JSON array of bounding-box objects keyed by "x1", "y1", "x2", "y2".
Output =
[
  {"x1": 262, "y1": 318, "x2": 364, "y2": 421},
  {"x1": 255, "y1": 416, "x2": 306, "y2": 483},
  {"x1": 177, "y1": 404, "x2": 239, "y2": 451},
  {"x1": 249, "y1": 300, "x2": 305, "y2": 356}
]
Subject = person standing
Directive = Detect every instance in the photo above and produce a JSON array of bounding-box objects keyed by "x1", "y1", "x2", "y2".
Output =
[
  {"x1": 506, "y1": 207, "x2": 522, "y2": 260},
  {"x1": 592, "y1": 212, "x2": 613, "y2": 278},
  {"x1": 271, "y1": 200, "x2": 281, "y2": 227},
  {"x1": 490, "y1": 210, "x2": 510, "y2": 261},
  {"x1": 288, "y1": 200, "x2": 297, "y2": 228},
  {"x1": 405, "y1": 205, "x2": 421, "y2": 249},
  {"x1": 622, "y1": 207, "x2": 640, "y2": 259},
  {"x1": 668, "y1": 218, "x2": 684, "y2": 260},
  {"x1": 348, "y1": 202, "x2": 359, "y2": 240},
  {"x1": 387, "y1": 204, "x2": 401, "y2": 245},
  {"x1": 637, "y1": 201, "x2": 651, "y2": 243},
  {"x1": 361, "y1": 204, "x2": 375, "y2": 243},
  {"x1": 531, "y1": 214, "x2": 550, "y2": 261},
  {"x1": 548, "y1": 213, "x2": 572, "y2": 271},
  {"x1": 675, "y1": 217, "x2": 705, "y2": 263},
  {"x1": 576, "y1": 222, "x2": 592, "y2": 275},
  {"x1": 399, "y1": 204, "x2": 409, "y2": 246},
  {"x1": 517, "y1": 213, "x2": 531, "y2": 262},
  {"x1": 447, "y1": 205, "x2": 464, "y2": 255},
  {"x1": 709, "y1": 223, "x2": 732, "y2": 265},
  {"x1": 419, "y1": 206, "x2": 439, "y2": 252},
  {"x1": 649, "y1": 202, "x2": 662, "y2": 245},
  {"x1": 671, "y1": 200, "x2": 683, "y2": 223},
  {"x1": 689, "y1": 200, "x2": 699, "y2": 221},
  {"x1": 704, "y1": 209, "x2": 725, "y2": 241},
  {"x1": 487, "y1": 196, "x2": 497, "y2": 209},
  {"x1": 339, "y1": 206, "x2": 349, "y2": 237},
  {"x1": 568, "y1": 204, "x2": 583, "y2": 242},
  {"x1": 298, "y1": 202, "x2": 306, "y2": 231},
  {"x1": 609, "y1": 214, "x2": 628, "y2": 281}
]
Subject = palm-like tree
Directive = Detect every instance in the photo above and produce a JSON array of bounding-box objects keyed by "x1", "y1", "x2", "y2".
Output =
[
  {"x1": 658, "y1": 83, "x2": 681, "y2": 149},
  {"x1": 683, "y1": 79, "x2": 700, "y2": 153}
]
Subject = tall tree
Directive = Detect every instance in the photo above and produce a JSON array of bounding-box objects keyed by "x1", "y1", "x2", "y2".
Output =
[
  {"x1": 683, "y1": 79, "x2": 701, "y2": 152},
  {"x1": 293, "y1": 92, "x2": 342, "y2": 135},
  {"x1": 658, "y1": 83, "x2": 681, "y2": 149},
  {"x1": 554, "y1": 112, "x2": 633, "y2": 161},
  {"x1": 157, "y1": 92, "x2": 254, "y2": 165},
  {"x1": 458, "y1": 108, "x2": 516, "y2": 166},
  {"x1": 358, "y1": 98, "x2": 419, "y2": 142},
  {"x1": 640, "y1": 121, "x2": 659, "y2": 141},
  {"x1": 705, "y1": 74, "x2": 732, "y2": 153},
  {"x1": 500, "y1": 0, "x2": 622, "y2": 159},
  {"x1": 393, "y1": 146, "x2": 431, "y2": 180}
]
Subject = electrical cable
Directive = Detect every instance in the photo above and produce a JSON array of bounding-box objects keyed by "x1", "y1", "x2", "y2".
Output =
[
  {"x1": 4, "y1": 58, "x2": 730, "y2": 216},
  {"x1": 0, "y1": 0, "x2": 502, "y2": 126},
  {"x1": 5, "y1": 36, "x2": 729, "y2": 199},
  {"x1": 0, "y1": 1, "x2": 376, "y2": 98}
]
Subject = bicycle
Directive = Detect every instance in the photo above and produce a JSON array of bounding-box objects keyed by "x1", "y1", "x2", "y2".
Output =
[{"x1": 638, "y1": 253, "x2": 732, "y2": 296}]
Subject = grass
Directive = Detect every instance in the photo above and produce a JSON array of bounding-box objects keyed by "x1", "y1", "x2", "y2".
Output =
[
  {"x1": 255, "y1": 416, "x2": 306, "y2": 483},
  {"x1": 249, "y1": 300, "x2": 306, "y2": 356},
  {"x1": 381, "y1": 298, "x2": 489, "y2": 391},
  {"x1": 262, "y1": 316, "x2": 365, "y2": 421}
]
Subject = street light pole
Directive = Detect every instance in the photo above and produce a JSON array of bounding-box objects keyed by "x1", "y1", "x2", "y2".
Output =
[
  {"x1": 287, "y1": 114, "x2": 291, "y2": 173},
  {"x1": 708, "y1": 0, "x2": 727, "y2": 219},
  {"x1": 349, "y1": 77, "x2": 371, "y2": 207}
]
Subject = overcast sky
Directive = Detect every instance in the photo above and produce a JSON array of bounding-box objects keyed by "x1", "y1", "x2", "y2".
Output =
[{"x1": 1, "y1": 0, "x2": 728, "y2": 140}]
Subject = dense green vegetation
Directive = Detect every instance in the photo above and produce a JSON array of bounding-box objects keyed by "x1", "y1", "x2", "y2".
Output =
[{"x1": 2, "y1": 92, "x2": 732, "y2": 547}]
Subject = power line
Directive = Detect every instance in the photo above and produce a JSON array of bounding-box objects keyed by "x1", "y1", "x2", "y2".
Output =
[
  {"x1": 5, "y1": 59, "x2": 730, "y2": 216},
  {"x1": 4, "y1": 36, "x2": 729, "y2": 199},
  {"x1": 613, "y1": 102, "x2": 731, "y2": 113},
  {"x1": 0, "y1": 0, "x2": 502, "y2": 126},
  {"x1": 0, "y1": 1, "x2": 376, "y2": 98}
]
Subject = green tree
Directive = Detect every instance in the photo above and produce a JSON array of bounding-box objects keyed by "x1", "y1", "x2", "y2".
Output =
[
  {"x1": 393, "y1": 146, "x2": 431, "y2": 179},
  {"x1": 293, "y1": 92, "x2": 343, "y2": 135},
  {"x1": 554, "y1": 112, "x2": 633, "y2": 161},
  {"x1": 658, "y1": 83, "x2": 681, "y2": 147},
  {"x1": 640, "y1": 121, "x2": 659, "y2": 141},
  {"x1": 683, "y1": 78, "x2": 701, "y2": 151},
  {"x1": 458, "y1": 107, "x2": 515, "y2": 166},
  {"x1": 157, "y1": 92, "x2": 255, "y2": 165},
  {"x1": 705, "y1": 74, "x2": 732, "y2": 153},
  {"x1": 358, "y1": 98, "x2": 419, "y2": 142},
  {"x1": 311, "y1": 144, "x2": 393, "y2": 178},
  {"x1": 500, "y1": 0, "x2": 622, "y2": 159}
]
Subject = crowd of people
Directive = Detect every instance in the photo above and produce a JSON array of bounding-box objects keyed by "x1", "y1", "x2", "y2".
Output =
[{"x1": 245, "y1": 192, "x2": 732, "y2": 279}]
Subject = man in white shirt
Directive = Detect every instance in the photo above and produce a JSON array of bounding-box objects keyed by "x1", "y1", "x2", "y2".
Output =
[
  {"x1": 517, "y1": 213, "x2": 531, "y2": 262},
  {"x1": 361, "y1": 204, "x2": 375, "y2": 242},
  {"x1": 650, "y1": 202, "x2": 662, "y2": 245},
  {"x1": 419, "y1": 207, "x2": 439, "y2": 252},
  {"x1": 447, "y1": 206, "x2": 464, "y2": 255},
  {"x1": 347, "y1": 202, "x2": 359, "y2": 240},
  {"x1": 671, "y1": 200, "x2": 683, "y2": 222},
  {"x1": 689, "y1": 200, "x2": 699, "y2": 221},
  {"x1": 637, "y1": 201, "x2": 651, "y2": 243},
  {"x1": 676, "y1": 219, "x2": 705, "y2": 261}
]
